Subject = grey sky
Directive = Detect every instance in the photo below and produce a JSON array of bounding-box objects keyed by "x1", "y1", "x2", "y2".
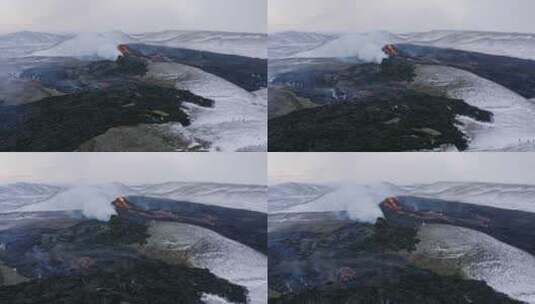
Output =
[
  {"x1": 0, "y1": 153, "x2": 266, "y2": 185},
  {"x1": 270, "y1": 0, "x2": 535, "y2": 33},
  {"x1": 269, "y1": 153, "x2": 535, "y2": 185},
  {"x1": 0, "y1": 0, "x2": 266, "y2": 34}
]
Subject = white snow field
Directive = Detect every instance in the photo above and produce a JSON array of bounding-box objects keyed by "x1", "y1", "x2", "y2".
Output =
[
  {"x1": 414, "y1": 65, "x2": 535, "y2": 151},
  {"x1": 416, "y1": 224, "x2": 535, "y2": 303},
  {"x1": 0, "y1": 31, "x2": 71, "y2": 58},
  {"x1": 0, "y1": 30, "x2": 266, "y2": 60},
  {"x1": 271, "y1": 182, "x2": 535, "y2": 302},
  {"x1": 0, "y1": 182, "x2": 267, "y2": 217},
  {"x1": 146, "y1": 62, "x2": 267, "y2": 152},
  {"x1": 133, "y1": 31, "x2": 267, "y2": 59},
  {"x1": 270, "y1": 30, "x2": 535, "y2": 61},
  {"x1": 145, "y1": 221, "x2": 267, "y2": 304},
  {"x1": 270, "y1": 181, "x2": 535, "y2": 216}
]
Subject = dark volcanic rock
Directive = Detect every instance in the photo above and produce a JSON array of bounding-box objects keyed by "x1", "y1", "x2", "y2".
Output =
[
  {"x1": 0, "y1": 213, "x2": 248, "y2": 303},
  {"x1": 0, "y1": 83, "x2": 213, "y2": 151},
  {"x1": 118, "y1": 196, "x2": 268, "y2": 254},
  {"x1": 272, "y1": 270, "x2": 521, "y2": 304},
  {"x1": 19, "y1": 56, "x2": 149, "y2": 94},
  {"x1": 269, "y1": 93, "x2": 492, "y2": 152},
  {"x1": 271, "y1": 61, "x2": 411, "y2": 105},
  {"x1": 395, "y1": 43, "x2": 535, "y2": 99},
  {"x1": 380, "y1": 196, "x2": 535, "y2": 256},
  {"x1": 0, "y1": 260, "x2": 246, "y2": 304},
  {"x1": 125, "y1": 43, "x2": 267, "y2": 91},
  {"x1": 269, "y1": 212, "x2": 522, "y2": 304}
]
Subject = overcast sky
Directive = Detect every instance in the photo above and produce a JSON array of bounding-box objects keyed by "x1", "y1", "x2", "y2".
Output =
[
  {"x1": 270, "y1": 0, "x2": 535, "y2": 33},
  {"x1": 0, "y1": 0, "x2": 266, "y2": 34},
  {"x1": 269, "y1": 153, "x2": 535, "y2": 185},
  {"x1": 0, "y1": 153, "x2": 266, "y2": 185}
]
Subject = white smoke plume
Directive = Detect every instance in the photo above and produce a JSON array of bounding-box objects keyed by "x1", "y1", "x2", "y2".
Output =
[
  {"x1": 285, "y1": 182, "x2": 404, "y2": 222},
  {"x1": 18, "y1": 183, "x2": 131, "y2": 221},
  {"x1": 33, "y1": 31, "x2": 133, "y2": 60},
  {"x1": 292, "y1": 32, "x2": 396, "y2": 63}
]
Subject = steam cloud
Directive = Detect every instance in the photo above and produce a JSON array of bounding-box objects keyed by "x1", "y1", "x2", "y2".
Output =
[
  {"x1": 19, "y1": 184, "x2": 128, "y2": 221},
  {"x1": 293, "y1": 32, "x2": 395, "y2": 63},
  {"x1": 287, "y1": 182, "x2": 403, "y2": 223},
  {"x1": 33, "y1": 32, "x2": 128, "y2": 60}
]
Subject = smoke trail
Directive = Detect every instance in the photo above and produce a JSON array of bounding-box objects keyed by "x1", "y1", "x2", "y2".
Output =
[
  {"x1": 286, "y1": 182, "x2": 404, "y2": 222},
  {"x1": 18, "y1": 184, "x2": 132, "y2": 221},
  {"x1": 292, "y1": 32, "x2": 397, "y2": 63}
]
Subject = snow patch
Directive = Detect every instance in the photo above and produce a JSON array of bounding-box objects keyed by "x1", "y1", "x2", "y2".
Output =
[
  {"x1": 201, "y1": 293, "x2": 235, "y2": 304},
  {"x1": 147, "y1": 222, "x2": 267, "y2": 304},
  {"x1": 275, "y1": 30, "x2": 535, "y2": 61},
  {"x1": 414, "y1": 65, "x2": 535, "y2": 151},
  {"x1": 272, "y1": 181, "x2": 535, "y2": 216},
  {"x1": 417, "y1": 224, "x2": 535, "y2": 303},
  {"x1": 146, "y1": 62, "x2": 267, "y2": 151}
]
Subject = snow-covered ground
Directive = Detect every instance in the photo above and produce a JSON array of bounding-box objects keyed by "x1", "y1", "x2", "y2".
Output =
[
  {"x1": 0, "y1": 30, "x2": 266, "y2": 60},
  {"x1": 0, "y1": 31, "x2": 71, "y2": 58},
  {"x1": 270, "y1": 30, "x2": 535, "y2": 61},
  {"x1": 0, "y1": 181, "x2": 267, "y2": 218},
  {"x1": 270, "y1": 181, "x2": 535, "y2": 218},
  {"x1": 272, "y1": 181, "x2": 535, "y2": 302},
  {"x1": 0, "y1": 183, "x2": 66, "y2": 211},
  {"x1": 271, "y1": 30, "x2": 535, "y2": 151},
  {"x1": 414, "y1": 65, "x2": 535, "y2": 151},
  {"x1": 416, "y1": 224, "x2": 535, "y2": 303},
  {"x1": 133, "y1": 30, "x2": 267, "y2": 59},
  {"x1": 145, "y1": 221, "x2": 267, "y2": 304},
  {"x1": 269, "y1": 31, "x2": 337, "y2": 59},
  {"x1": 146, "y1": 62, "x2": 267, "y2": 152}
]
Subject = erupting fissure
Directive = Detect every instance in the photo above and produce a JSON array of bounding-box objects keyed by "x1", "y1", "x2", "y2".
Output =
[
  {"x1": 383, "y1": 197, "x2": 402, "y2": 211},
  {"x1": 113, "y1": 196, "x2": 132, "y2": 209},
  {"x1": 117, "y1": 44, "x2": 131, "y2": 57},
  {"x1": 382, "y1": 44, "x2": 399, "y2": 57}
]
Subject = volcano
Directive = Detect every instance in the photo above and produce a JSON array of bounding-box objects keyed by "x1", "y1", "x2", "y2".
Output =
[{"x1": 0, "y1": 193, "x2": 267, "y2": 303}]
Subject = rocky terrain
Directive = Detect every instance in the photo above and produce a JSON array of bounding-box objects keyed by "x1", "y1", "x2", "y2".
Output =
[
  {"x1": 268, "y1": 30, "x2": 535, "y2": 151},
  {"x1": 0, "y1": 30, "x2": 267, "y2": 151},
  {"x1": 269, "y1": 58, "x2": 492, "y2": 151},
  {"x1": 268, "y1": 212, "x2": 523, "y2": 304},
  {"x1": 0, "y1": 182, "x2": 268, "y2": 303},
  {"x1": 269, "y1": 181, "x2": 535, "y2": 303}
]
